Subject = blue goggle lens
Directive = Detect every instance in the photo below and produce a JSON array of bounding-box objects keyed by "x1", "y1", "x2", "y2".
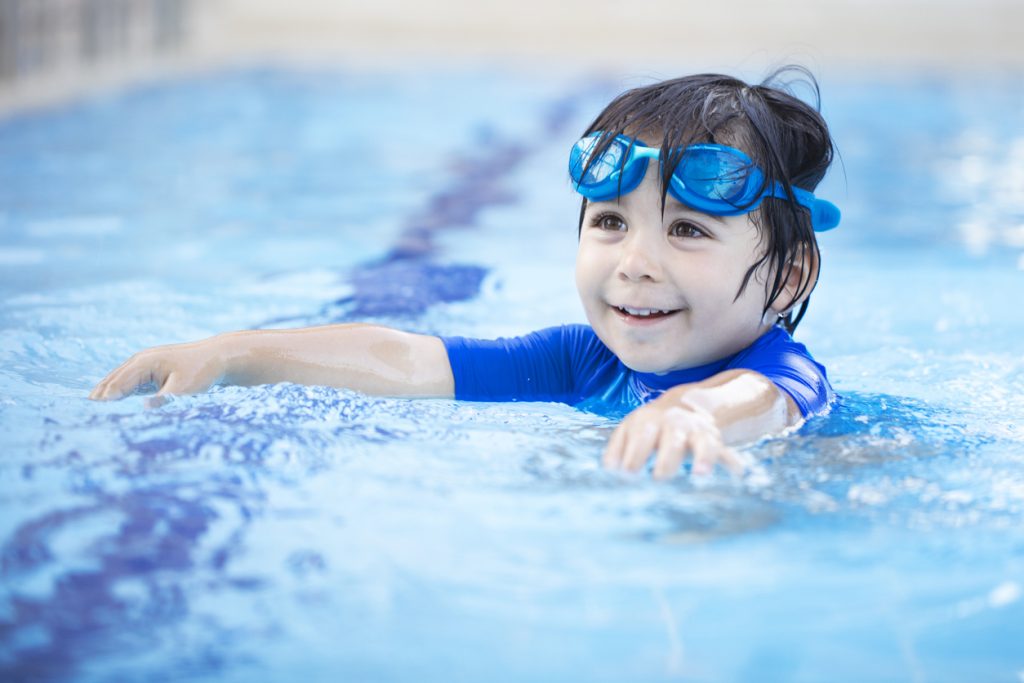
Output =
[
  {"x1": 676, "y1": 147, "x2": 752, "y2": 205},
  {"x1": 576, "y1": 136, "x2": 624, "y2": 184}
]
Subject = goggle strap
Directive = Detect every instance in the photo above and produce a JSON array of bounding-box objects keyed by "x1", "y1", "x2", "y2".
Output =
[{"x1": 786, "y1": 185, "x2": 841, "y2": 232}]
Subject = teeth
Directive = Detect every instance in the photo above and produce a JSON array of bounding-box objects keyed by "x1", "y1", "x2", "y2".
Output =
[{"x1": 620, "y1": 307, "x2": 671, "y2": 317}]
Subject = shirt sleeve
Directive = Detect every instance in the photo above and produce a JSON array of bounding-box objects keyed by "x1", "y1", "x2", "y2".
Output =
[
  {"x1": 728, "y1": 328, "x2": 834, "y2": 417},
  {"x1": 440, "y1": 327, "x2": 579, "y2": 403}
]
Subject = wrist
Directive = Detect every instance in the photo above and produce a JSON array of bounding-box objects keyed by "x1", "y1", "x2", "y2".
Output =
[
  {"x1": 672, "y1": 393, "x2": 719, "y2": 433},
  {"x1": 208, "y1": 331, "x2": 253, "y2": 385},
  {"x1": 664, "y1": 385, "x2": 713, "y2": 418}
]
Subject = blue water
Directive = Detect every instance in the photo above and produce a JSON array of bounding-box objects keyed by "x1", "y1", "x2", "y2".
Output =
[{"x1": 1, "y1": 66, "x2": 1023, "y2": 682}]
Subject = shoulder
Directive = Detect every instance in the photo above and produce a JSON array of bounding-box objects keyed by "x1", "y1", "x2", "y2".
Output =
[
  {"x1": 488, "y1": 324, "x2": 609, "y2": 356},
  {"x1": 440, "y1": 324, "x2": 615, "y2": 371},
  {"x1": 550, "y1": 324, "x2": 617, "y2": 363},
  {"x1": 439, "y1": 324, "x2": 615, "y2": 404},
  {"x1": 736, "y1": 326, "x2": 815, "y2": 361}
]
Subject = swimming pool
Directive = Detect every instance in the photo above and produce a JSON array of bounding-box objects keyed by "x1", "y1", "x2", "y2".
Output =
[{"x1": 1, "y1": 66, "x2": 1023, "y2": 682}]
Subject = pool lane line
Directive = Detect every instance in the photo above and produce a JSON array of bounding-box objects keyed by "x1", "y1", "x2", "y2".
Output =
[{"x1": 264, "y1": 81, "x2": 611, "y2": 326}]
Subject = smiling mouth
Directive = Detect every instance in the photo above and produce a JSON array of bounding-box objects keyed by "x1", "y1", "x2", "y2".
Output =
[{"x1": 613, "y1": 305, "x2": 682, "y2": 321}]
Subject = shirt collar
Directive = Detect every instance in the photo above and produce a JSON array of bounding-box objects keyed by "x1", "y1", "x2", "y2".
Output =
[{"x1": 632, "y1": 353, "x2": 736, "y2": 394}]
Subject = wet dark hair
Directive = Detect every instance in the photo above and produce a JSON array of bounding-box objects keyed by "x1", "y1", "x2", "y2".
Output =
[{"x1": 576, "y1": 66, "x2": 836, "y2": 333}]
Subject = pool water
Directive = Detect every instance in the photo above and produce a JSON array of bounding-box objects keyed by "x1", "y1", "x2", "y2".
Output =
[{"x1": 1, "y1": 66, "x2": 1023, "y2": 682}]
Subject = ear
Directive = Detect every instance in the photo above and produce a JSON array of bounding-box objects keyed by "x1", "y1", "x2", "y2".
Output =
[{"x1": 768, "y1": 243, "x2": 819, "y2": 316}]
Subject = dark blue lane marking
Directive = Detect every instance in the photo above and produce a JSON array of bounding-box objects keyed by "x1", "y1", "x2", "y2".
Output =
[
  {"x1": 265, "y1": 85, "x2": 605, "y2": 326},
  {"x1": 0, "y1": 491, "x2": 227, "y2": 682},
  {"x1": 345, "y1": 261, "x2": 490, "y2": 318},
  {"x1": 337, "y1": 138, "x2": 530, "y2": 318}
]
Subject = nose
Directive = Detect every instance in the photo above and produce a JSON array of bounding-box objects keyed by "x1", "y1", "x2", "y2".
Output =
[{"x1": 616, "y1": 231, "x2": 663, "y2": 282}]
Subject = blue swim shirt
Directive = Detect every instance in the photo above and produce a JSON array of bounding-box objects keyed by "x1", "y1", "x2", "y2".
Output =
[{"x1": 441, "y1": 324, "x2": 832, "y2": 418}]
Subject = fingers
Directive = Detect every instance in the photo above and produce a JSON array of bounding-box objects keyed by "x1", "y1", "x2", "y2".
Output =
[
  {"x1": 603, "y1": 411, "x2": 658, "y2": 472},
  {"x1": 689, "y1": 429, "x2": 719, "y2": 477},
  {"x1": 620, "y1": 421, "x2": 660, "y2": 473},
  {"x1": 89, "y1": 357, "x2": 130, "y2": 400},
  {"x1": 651, "y1": 419, "x2": 688, "y2": 480},
  {"x1": 146, "y1": 375, "x2": 190, "y2": 408},
  {"x1": 716, "y1": 445, "x2": 752, "y2": 477},
  {"x1": 89, "y1": 354, "x2": 163, "y2": 401},
  {"x1": 603, "y1": 405, "x2": 750, "y2": 480},
  {"x1": 156, "y1": 371, "x2": 191, "y2": 397},
  {"x1": 88, "y1": 364, "x2": 120, "y2": 400},
  {"x1": 89, "y1": 348, "x2": 196, "y2": 402},
  {"x1": 602, "y1": 420, "x2": 629, "y2": 469}
]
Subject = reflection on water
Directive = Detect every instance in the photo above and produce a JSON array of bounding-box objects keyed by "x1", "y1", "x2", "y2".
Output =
[{"x1": 941, "y1": 131, "x2": 1024, "y2": 258}]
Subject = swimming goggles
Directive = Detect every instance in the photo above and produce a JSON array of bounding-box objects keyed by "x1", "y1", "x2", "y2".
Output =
[{"x1": 569, "y1": 132, "x2": 840, "y2": 231}]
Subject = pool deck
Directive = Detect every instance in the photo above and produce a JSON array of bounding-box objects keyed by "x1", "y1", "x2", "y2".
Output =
[
  {"x1": 1, "y1": 0, "x2": 1023, "y2": 117},
  {"x1": 207, "y1": 0, "x2": 1024, "y2": 69}
]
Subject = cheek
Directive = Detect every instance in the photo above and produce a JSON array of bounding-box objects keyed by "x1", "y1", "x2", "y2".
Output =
[
  {"x1": 741, "y1": 261, "x2": 774, "y2": 304},
  {"x1": 719, "y1": 269, "x2": 763, "y2": 314},
  {"x1": 573, "y1": 249, "x2": 586, "y2": 287},
  {"x1": 574, "y1": 243, "x2": 603, "y2": 294},
  {"x1": 682, "y1": 255, "x2": 761, "y2": 312},
  {"x1": 574, "y1": 258, "x2": 592, "y2": 307},
  {"x1": 670, "y1": 251, "x2": 742, "y2": 296}
]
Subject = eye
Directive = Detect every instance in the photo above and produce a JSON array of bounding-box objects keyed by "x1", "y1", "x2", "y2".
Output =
[
  {"x1": 669, "y1": 220, "x2": 709, "y2": 239},
  {"x1": 590, "y1": 212, "x2": 627, "y2": 232}
]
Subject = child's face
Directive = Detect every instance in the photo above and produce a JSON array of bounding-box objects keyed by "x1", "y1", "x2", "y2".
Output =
[{"x1": 574, "y1": 164, "x2": 776, "y2": 374}]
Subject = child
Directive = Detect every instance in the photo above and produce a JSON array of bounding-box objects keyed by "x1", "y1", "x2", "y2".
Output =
[{"x1": 90, "y1": 68, "x2": 840, "y2": 480}]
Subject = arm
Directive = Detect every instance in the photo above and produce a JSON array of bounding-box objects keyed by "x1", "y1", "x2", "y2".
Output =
[
  {"x1": 602, "y1": 368, "x2": 801, "y2": 479},
  {"x1": 89, "y1": 324, "x2": 454, "y2": 401}
]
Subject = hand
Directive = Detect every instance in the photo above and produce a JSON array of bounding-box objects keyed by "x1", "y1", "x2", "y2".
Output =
[
  {"x1": 602, "y1": 399, "x2": 750, "y2": 479},
  {"x1": 89, "y1": 338, "x2": 224, "y2": 401}
]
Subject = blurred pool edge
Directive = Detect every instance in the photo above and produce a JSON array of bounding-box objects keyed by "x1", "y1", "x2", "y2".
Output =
[{"x1": 3, "y1": 0, "x2": 1024, "y2": 121}]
